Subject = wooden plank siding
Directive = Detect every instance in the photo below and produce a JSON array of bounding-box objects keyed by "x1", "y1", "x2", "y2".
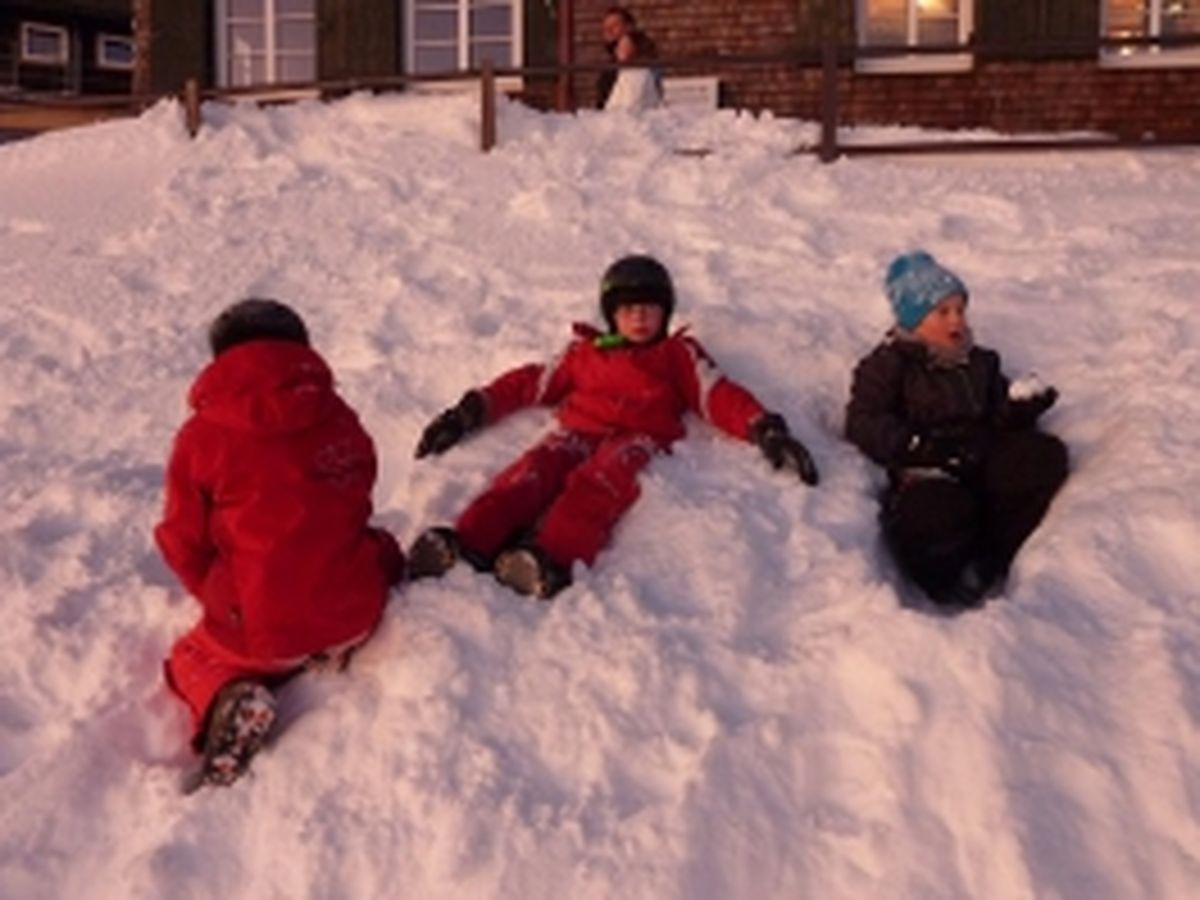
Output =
[
  {"x1": 1, "y1": 1, "x2": 134, "y2": 95},
  {"x1": 513, "y1": 0, "x2": 564, "y2": 108},
  {"x1": 318, "y1": 0, "x2": 397, "y2": 81},
  {"x1": 147, "y1": 0, "x2": 209, "y2": 93}
]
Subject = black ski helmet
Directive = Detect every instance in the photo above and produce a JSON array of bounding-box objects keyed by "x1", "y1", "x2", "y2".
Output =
[
  {"x1": 208, "y1": 298, "x2": 310, "y2": 357},
  {"x1": 599, "y1": 254, "x2": 675, "y2": 334}
]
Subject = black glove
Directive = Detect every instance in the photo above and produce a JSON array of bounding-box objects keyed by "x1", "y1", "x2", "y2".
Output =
[
  {"x1": 750, "y1": 413, "x2": 819, "y2": 486},
  {"x1": 901, "y1": 426, "x2": 985, "y2": 479},
  {"x1": 1001, "y1": 387, "x2": 1058, "y2": 430},
  {"x1": 415, "y1": 390, "x2": 486, "y2": 459}
]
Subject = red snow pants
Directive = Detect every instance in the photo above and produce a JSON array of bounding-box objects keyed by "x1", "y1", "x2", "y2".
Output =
[
  {"x1": 165, "y1": 624, "x2": 368, "y2": 749},
  {"x1": 164, "y1": 626, "x2": 300, "y2": 747},
  {"x1": 456, "y1": 430, "x2": 657, "y2": 568}
]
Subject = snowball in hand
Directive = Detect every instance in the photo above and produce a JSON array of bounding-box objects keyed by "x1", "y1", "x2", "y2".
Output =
[{"x1": 1009, "y1": 373, "x2": 1048, "y2": 401}]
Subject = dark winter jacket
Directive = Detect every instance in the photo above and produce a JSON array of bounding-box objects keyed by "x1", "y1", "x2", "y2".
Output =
[
  {"x1": 845, "y1": 334, "x2": 1046, "y2": 478},
  {"x1": 155, "y1": 340, "x2": 404, "y2": 661},
  {"x1": 478, "y1": 323, "x2": 767, "y2": 447}
]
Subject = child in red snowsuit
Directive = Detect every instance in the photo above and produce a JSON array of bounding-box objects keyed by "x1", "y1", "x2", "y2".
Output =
[
  {"x1": 155, "y1": 299, "x2": 404, "y2": 786},
  {"x1": 408, "y1": 255, "x2": 818, "y2": 598}
]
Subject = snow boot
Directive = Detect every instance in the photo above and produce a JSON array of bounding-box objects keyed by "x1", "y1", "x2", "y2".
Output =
[
  {"x1": 197, "y1": 679, "x2": 277, "y2": 787},
  {"x1": 408, "y1": 526, "x2": 494, "y2": 578},
  {"x1": 407, "y1": 527, "x2": 462, "y2": 579},
  {"x1": 929, "y1": 557, "x2": 1001, "y2": 609},
  {"x1": 493, "y1": 545, "x2": 571, "y2": 600}
]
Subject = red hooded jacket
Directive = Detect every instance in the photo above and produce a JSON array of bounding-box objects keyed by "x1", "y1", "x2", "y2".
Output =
[
  {"x1": 478, "y1": 324, "x2": 767, "y2": 444},
  {"x1": 155, "y1": 341, "x2": 402, "y2": 661}
]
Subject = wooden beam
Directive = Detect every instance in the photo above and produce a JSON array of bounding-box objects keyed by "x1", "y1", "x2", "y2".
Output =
[
  {"x1": 481, "y1": 61, "x2": 496, "y2": 152},
  {"x1": 132, "y1": 0, "x2": 153, "y2": 97},
  {"x1": 184, "y1": 78, "x2": 201, "y2": 137}
]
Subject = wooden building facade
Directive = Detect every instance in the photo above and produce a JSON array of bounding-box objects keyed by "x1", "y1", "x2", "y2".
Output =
[
  {"x1": 19, "y1": 1, "x2": 1191, "y2": 142},
  {"x1": 1, "y1": 0, "x2": 134, "y2": 95},
  {"x1": 146, "y1": 1, "x2": 559, "y2": 96}
]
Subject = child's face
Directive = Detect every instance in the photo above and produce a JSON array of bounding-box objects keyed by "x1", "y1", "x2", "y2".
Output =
[
  {"x1": 614, "y1": 302, "x2": 665, "y2": 344},
  {"x1": 914, "y1": 293, "x2": 969, "y2": 351}
]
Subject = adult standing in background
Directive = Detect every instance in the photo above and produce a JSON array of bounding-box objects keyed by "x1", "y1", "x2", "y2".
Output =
[{"x1": 597, "y1": 5, "x2": 662, "y2": 111}]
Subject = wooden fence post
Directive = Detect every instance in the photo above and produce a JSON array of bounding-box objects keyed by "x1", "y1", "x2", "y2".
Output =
[
  {"x1": 132, "y1": 0, "x2": 152, "y2": 97},
  {"x1": 818, "y1": 34, "x2": 840, "y2": 163},
  {"x1": 183, "y1": 78, "x2": 202, "y2": 137},
  {"x1": 481, "y1": 60, "x2": 497, "y2": 152}
]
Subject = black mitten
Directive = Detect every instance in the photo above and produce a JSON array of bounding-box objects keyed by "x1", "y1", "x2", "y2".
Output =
[
  {"x1": 1001, "y1": 387, "x2": 1058, "y2": 430},
  {"x1": 415, "y1": 390, "x2": 486, "y2": 458},
  {"x1": 750, "y1": 413, "x2": 819, "y2": 486}
]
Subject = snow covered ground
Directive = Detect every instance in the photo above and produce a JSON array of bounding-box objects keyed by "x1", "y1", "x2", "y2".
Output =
[{"x1": 1, "y1": 93, "x2": 1198, "y2": 899}]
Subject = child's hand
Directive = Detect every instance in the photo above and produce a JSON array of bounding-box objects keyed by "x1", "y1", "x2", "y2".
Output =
[
  {"x1": 1008, "y1": 373, "x2": 1049, "y2": 402},
  {"x1": 751, "y1": 413, "x2": 819, "y2": 486},
  {"x1": 1002, "y1": 375, "x2": 1058, "y2": 429},
  {"x1": 1014, "y1": 387, "x2": 1058, "y2": 418},
  {"x1": 415, "y1": 391, "x2": 486, "y2": 458}
]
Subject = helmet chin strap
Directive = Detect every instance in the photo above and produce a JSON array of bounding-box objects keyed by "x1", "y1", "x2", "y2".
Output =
[
  {"x1": 594, "y1": 324, "x2": 668, "y2": 350},
  {"x1": 594, "y1": 333, "x2": 628, "y2": 349}
]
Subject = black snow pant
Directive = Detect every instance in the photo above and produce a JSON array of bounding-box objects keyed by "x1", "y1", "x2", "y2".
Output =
[{"x1": 882, "y1": 430, "x2": 1068, "y2": 599}]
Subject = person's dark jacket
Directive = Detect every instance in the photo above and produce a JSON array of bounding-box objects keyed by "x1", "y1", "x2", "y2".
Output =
[{"x1": 845, "y1": 335, "x2": 1053, "y2": 480}]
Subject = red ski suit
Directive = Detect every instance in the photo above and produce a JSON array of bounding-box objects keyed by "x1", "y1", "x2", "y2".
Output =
[
  {"x1": 455, "y1": 325, "x2": 768, "y2": 568},
  {"x1": 155, "y1": 341, "x2": 403, "y2": 738}
]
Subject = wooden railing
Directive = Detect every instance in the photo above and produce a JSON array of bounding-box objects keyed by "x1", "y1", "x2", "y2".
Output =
[{"x1": 2, "y1": 32, "x2": 1198, "y2": 159}]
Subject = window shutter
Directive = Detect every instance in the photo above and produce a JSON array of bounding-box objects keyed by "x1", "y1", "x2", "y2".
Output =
[
  {"x1": 148, "y1": 0, "x2": 210, "y2": 92},
  {"x1": 318, "y1": 0, "x2": 398, "y2": 79},
  {"x1": 524, "y1": 0, "x2": 554, "y2": 66},
  {"x1": 1043, "y1": 0, "x2": 1100, "y2": 55},
  {"x1": 975, "y1": 0, "x2": 1043, "y2": 54},
  {"x1": 976, "y1": 0, "x2": 1099, "y2": 57},
  {"x1": 796, "y1": 0, "x2": 844, "y2": 50}
]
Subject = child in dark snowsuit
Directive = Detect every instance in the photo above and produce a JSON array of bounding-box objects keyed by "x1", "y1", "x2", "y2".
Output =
[
  {"x1": 155, "y1": 299, "x2": 404, "y2": 786},
  {"x1": 845, "y1": 251, "x2": 1068, "y2": 608},
  {"x1": 409, "y1": 254, "x2": 819, "y2": 598}
]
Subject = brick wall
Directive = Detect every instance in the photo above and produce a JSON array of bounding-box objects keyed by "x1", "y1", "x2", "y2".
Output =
[
  {"x1": 572, "y1": 0, "x2": 810, "y2": 110},
  {"x1": 841, "y1": 61, "x2": 1200, "y2": 140},
  {"x1": 567, "y1": 1, "x2": 1200, "y2": 140}
]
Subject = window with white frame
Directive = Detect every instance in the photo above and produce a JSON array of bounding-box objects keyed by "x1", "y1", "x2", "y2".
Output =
[
  {"x1": 216, "y1": 0, "x2": 316, "y2": 87},
  {"x1": 97, "y1": 34, "x2": 135, "y2": 71},
  {"x1": 408, "y1": 0, "x2": 521, "y2": 74},
  {"x1": 857, "y1": 0, "x2": 973, "y2": 73},
  {"x1": 1102, "y1": 0, "x2": 1200, "y2": 65},
  {"x1": 20, "y1": 22, "x2": 70, "y2": 65}
]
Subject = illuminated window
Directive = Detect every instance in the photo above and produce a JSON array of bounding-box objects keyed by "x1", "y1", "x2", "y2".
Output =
[
  {"x1": 408, "y1": 0, "x2": 521, "y2": 74},
  {"x1": 216, "y1": 0, "x2": 316, "y2": 87},
  {"x1": 1103, "y1": 0, "x2": 1200, "y2": 61},
  {"x1": 857, "y1": 0, "x2": 973, "y2": 72}
]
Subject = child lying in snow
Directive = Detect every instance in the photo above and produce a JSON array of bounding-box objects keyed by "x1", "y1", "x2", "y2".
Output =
[
  {"x1": 845, "y1": 250, "x2": 1068, "y2": 608},
  {"x1": 408, "y1": 254, "x2": 819, "y2": 599},
  {"x1": 155, "y1": 299, "x2": 404, "y2": 787}
]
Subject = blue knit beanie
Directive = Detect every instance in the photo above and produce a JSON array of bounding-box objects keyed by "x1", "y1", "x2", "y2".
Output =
[{"x1": 884, "y1": 251, "x2": 968, "y2": 331}]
